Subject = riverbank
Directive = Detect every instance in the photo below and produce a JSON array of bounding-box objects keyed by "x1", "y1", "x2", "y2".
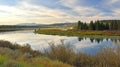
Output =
[
  {"x1": 0, "y1": 40, "x2": 120, "y2": 67},
  {"x1": 0, "y1": 40, "x2": 72, "y2": 67},
  {"x1": 35, "y1": 28, "x2": 120, "y2": 37}
]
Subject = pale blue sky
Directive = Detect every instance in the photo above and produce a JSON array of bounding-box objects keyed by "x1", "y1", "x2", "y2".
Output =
[{"x1": 0, "y1": 0, "x2": 120, "y2": 25}]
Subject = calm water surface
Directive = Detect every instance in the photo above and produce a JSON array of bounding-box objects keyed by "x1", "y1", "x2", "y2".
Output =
[{"x1": 0, "y1": 30, "x2": 120, "y2": 54}]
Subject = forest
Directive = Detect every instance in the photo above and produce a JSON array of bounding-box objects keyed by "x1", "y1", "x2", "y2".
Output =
[{"x1": 77, "y1": 20, "x2": 120, "y2": 30}]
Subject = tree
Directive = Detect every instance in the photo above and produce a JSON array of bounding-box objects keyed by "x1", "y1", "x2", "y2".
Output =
[
  {"x1": 89, "y1": 21, "x2": 94, "y2": 30},
  {"x1": 77, "y1": 21, "x2": 81, "y2": 30},
  {"x1": 113, "y1": 20, "x2": 118, "y2": 30},
  {"x1": 118, "y1": 22, "x2": 120, "y2": 30},
  {"x1": 109, "y1": 22, "x2": 114, "y2": 30},
  {"x1": 105, "y1": 22, "x2": 109, "y2": 30},
  {"x1": 95, "y1": 21, "x2": 100, "y2": 30},
  {"x1": 77, "y1": 20, "x2": 120, "y2": 31},
  {"x1": 83, "y1": 23, "x2": 88, "y2": 30}
]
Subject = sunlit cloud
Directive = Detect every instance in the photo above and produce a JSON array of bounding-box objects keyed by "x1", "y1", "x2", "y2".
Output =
[
  {"x1": 0, "y1": 0, "x2": 120, "y2": 25},
  {"x1": 108, "y1": 0, "x2": 119, "y2": 4}
]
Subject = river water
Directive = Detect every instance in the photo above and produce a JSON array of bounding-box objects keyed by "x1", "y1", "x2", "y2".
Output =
[{"x1": 0, "y1": 30, "x2": 120, "y2": 54}]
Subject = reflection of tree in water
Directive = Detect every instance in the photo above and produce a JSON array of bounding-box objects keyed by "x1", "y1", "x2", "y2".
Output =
[
  {"x1": 117, "y1": 39, "x2": 120, "y2": 45},
  {"x1": 110, "y1": 38, "x2": 120, "y2": 44},
  {"x1": 90, "y1": 38, "x2": 104, "y2": 43},
  {"x1": 117, "y1": 38, "x2": 120, "y2": 42},
  {"x1": 106, "y1": 38, "x2": 109, "y2": 41},
  {"x1": 111, "y1": 38, "x2": 117, "y2": 43},
  {"x1": 90, "y1": 38, "x2": 94, "y2": 43},
  {"x1": 95, "y1": 38, "x2": 101, "y2": 43},
  {"x1": 78, "y1": 37, "x2": 120, "y2": 44},
  {"x1": 78, "y1": 38, "x2": 83, "y2": 41},
  {"x1": 114, "y1": 39, "x2": 118, "y2": 43},
  {"x1": 84, "y1": 37, "x2": 87, "y2": 40}
]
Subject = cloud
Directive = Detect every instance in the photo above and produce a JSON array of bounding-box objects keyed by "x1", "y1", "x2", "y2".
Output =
[
  {"x1": 0, "y1": 1, "x2": 75, "y2": 25},
  {"x1": 61, "y1": 0, "x2": 102, "y2": 16},
  {"x1": 108, "y1": 0, "x2": 119, "y2": 4},
  {"x1": 0, "y1": 0, "x2": 120, "y2": 25},
  {"x1": 60, "y1": 0, "x2": 120, "y2": 22},
  {"x1": 112, "y1": 8, "x2": 120, "y2": 18}
]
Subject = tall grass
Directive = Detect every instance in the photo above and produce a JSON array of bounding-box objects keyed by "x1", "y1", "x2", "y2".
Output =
[
  {"x1": 0, "y1": 40, "x2": 73, "y2": 67},
  {"x1": 44, "y1": 41, "x2": 120, "y2": 67},
  {"x1": 0, "y1": 40, "x2": 120, "y2": 67}
]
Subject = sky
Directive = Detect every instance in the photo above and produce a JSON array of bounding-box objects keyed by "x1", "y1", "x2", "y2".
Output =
[{"x1": 0, "y1": 0, "x2": 120, "y2": 25}]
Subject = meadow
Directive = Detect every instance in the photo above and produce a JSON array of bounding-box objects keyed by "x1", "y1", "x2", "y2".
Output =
[{"x1": 35, "y1": 28, "x2": 120, "y2": 36}]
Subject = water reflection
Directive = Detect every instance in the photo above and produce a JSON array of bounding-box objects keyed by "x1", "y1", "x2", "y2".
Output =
[
  {"x1": 0, "y1": 30, "x2": 120, "y2": 55},
  {"x1": 76, "y1": 37, "x2": 120, "y2": 54},
  {"x1": 78, "y1": 37, "x2": 120, "y2": 44}
]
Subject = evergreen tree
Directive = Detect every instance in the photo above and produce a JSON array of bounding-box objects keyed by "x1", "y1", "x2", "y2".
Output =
[
  {"x1": 77, "y1": 21, "x2": 82, "y2": 30},
  {"x1": 118, "y1": 22, "x2": 120, "y2": 30},
  {"x1": 99, "y1": 22, "x2": 104, "y2": 30},
  {"x1": 95, "y1": 21, "x2": 100, "y2": 30},
  {"x1": 81, "y1": 23, "x2": 84, "y2": 30},
  {"x1": 84, "y1": 23, "x2": 88, "y2": 30},
  {"x1": 109, "y1": 22, "x2": 114, "y2": 30},
  {"x1": 113, "y1": 20, "x2": 118, "y2": 30},
  {"x1": 89, "y1": 21, "x2": 94, "y2": 30},
  {"x1": 105, "y1": 22, "x2": 109, "y2": 30},
  {"x1": 77, "y1": 20, "x2": 119, "y2": 30}
]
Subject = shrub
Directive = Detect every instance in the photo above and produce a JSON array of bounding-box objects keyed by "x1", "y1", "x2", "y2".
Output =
[
  {"x1": 0, "y1": 40, "x2": 73, "y2": 67},
  {"x1": 44, "y1": 41, "x2": 120, "y2": 67}
]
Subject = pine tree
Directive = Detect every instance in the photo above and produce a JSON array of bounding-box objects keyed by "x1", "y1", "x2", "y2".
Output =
[
  {"x1": 84, "y1": 23, "x2": 88, "y2": 30},
  {"x1": 77, "y1": 20, "x2": 120, "y2": 30},
  {"x1": 109, "y1": 22, "x2": 114, "y2": 30},
  {"x1": 89, "y1": 21, "x2": 94, "y2": 30},
  {"x1": 77, "y1": 21, "x2": 81, "y2": 30},
  {"x1": 95, "y1": 21, "x2": 100, "y2": 30},
  {"x1": 78, "y1": 21, "x2": 83, "y2": 30},
  {"x1": 105, "y1": 23, "x2": 109, "y2": 30},
  {"x1": 118, "y1": 22, "x2": 120, "y2": 30},
  {"x1": 113, "y1": 20, "x2": 118, "y2": 30}
]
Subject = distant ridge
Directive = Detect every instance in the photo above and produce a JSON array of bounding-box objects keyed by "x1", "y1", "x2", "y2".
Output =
[
  {"x1": 16, "y1": 22, "x2": 76, "y2": 27},
  {"x1": 17, "y1": 23, "x2": 40, "y2": 26}
]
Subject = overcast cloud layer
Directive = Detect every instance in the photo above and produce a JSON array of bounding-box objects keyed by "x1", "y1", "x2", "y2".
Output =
[{"x1": 0, "y1": 0, "x2": 120, "y2": 25}]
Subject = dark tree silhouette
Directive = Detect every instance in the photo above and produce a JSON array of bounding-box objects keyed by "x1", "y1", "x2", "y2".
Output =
[{"x1": 77, "y1": 20, "x2": 120, "y2": 30}]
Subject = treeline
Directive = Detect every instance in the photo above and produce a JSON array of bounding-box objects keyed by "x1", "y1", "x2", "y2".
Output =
[{"x1": 77, "y1": 20, "x2": 120, "y2": 30}]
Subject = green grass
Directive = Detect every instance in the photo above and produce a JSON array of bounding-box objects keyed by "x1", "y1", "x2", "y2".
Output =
[
  {"x1": 0, "y1": 55, "x2": 31, "y2": 67},
  {"x1": 0, "y1": 55, "x2": 72, "y2": 67},
  {"x1": 35, "y1": 28, "x2": 120, "y2": 37}
]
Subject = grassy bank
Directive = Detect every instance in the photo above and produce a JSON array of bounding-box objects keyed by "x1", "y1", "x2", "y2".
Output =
[
  {"x1": 45, "y1": 42, "x2": 120, "y2": 67},
  {"x1": 0, "y1": 40, "x2": 72, "y2": 67},
  {"x1": 0, "y1": 40, "x2": 120, "y2": 67},
  {"x1": 35, "y1": 28, "x2": 120, "y2": 36}
]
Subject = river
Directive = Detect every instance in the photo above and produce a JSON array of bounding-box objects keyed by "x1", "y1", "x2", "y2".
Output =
[{"x1": 0, "y1": 30, "x2": 120, "y2": 54}]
